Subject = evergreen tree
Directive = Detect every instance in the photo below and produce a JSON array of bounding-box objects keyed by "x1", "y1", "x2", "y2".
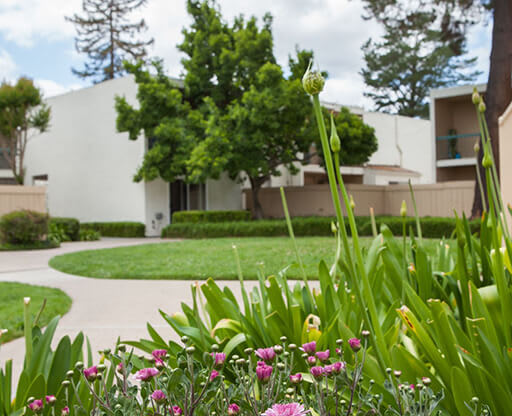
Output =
[
  {"x1": 66, "y1": 0, "x2": 154, "y2": 82},
  {"x1": 361, "y1": 6, "x2": 481, "y2": 118}
]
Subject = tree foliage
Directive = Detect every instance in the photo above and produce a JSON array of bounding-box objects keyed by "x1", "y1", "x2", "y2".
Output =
[
  {"x1": 66, "y1": 0, "x2": 154, "y2": 82},
  {"x1": 0, "y1": 78, "x2": 50, "y2": 184},
  {"x1": 360, "y1": 0, "x2": 483, "y2": 117}
]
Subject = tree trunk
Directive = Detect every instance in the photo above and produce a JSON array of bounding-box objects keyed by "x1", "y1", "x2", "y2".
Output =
[
  {"x1": 249, "y1": 177, "x2": 266, "y2": 220},
  {"x1": 471, "y1": 0, "x2": 512, "y2": 217}
]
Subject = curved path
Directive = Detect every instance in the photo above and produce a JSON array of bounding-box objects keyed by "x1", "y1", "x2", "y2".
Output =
[{"x1": 0, "y1": 238, "x2": 260, "y2": 378}]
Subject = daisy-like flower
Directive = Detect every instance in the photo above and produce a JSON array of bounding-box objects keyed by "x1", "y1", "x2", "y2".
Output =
[
  {"x1": 83, "y1": 366, "x2": 98, "y2": 381},
  {"x1": 348, "y1": 338, "x2": 361, "y2": 352},
  {"x1": 310, "y1": 366, "x2": 324, "y2": 379},
  {"x1": 45, "y1": 395, "x2": 56, "y2": 406},
  {"x1": 289, "y1": 373, "x2": 302, "y2": 384},
  {"x1": 151, "y1": 390, "x2": 166, "y2": 403},
  {"x1": 61, "y1": 406, "x2": 70, "y2": 416},
  {"x1": 262, "y1": 403, "x2": 309, "y2": 416},
  {"x1": 228, "y1": 403, "x2": 240, "y2": 415},
  {"x1": 152, "y1": 349, "x2": 167, "y2": 364},
  {"x1": 170, "y1": 406, "x2": 182, "y2": 415},
  {"x1": 255, "y1": 347, "x2": 276, "y2": 362},
  {"x1": 315, "y1": 349, "x2": 329, "y2": 362},
  {"x1": 211, "y1": 352, "x2": 226, "y2": 367},
  {"x1": 300, "y1": 341, "x2": 316, "y2": 355},
  {"x1": 134, "y1": 367, "x2": 159, "y2": 381},
  {"x1": 210, "y1": 370, "x2": 219, "y2": 381},
  {"x1": 256, "y1": 363, "x2": 273, "y2": 383},
  {"x1": 28, "y1": 399, "x2": 44, "y2": 413}
]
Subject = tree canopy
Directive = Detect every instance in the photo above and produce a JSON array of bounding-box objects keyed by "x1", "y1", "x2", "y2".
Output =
[
  {"x1": 0, "y1": 78, "x2": 50, "y2": 184},
  {"x1": 66, "y1": 0, "x2": 154, "y2": 82}
]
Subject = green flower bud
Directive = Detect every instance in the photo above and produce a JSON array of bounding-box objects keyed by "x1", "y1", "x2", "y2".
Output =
[
  {"x1": 474, "y1": 140, "x2": 480, "y2": 155},
  {"x1": 280, "y1": 336, "x2": 287, "y2": 342},
  {"x1": 329, "y1": 113, "x2": 341, "y2": 153},
  {"x1": 330, "y1": 222, "x2": 337, "y2": 234},
  {"x1": 350, "y1": 195, "x2": 355, "y2": 210},
  {"x1": 482, "y1": 151, "x2": 492, "y2": 168},
  {"x1": 472, "y1": 88, "x2": 481, "y2": 105},
  {"x1": 186, "y1": 346, "x2": 195, "y2": 354},
  {"x1": 400, "y1": 200, "x2": 407, "y2": 218},
  {"x1": 302, "y1": 61, "x2": 325, "y2": 96},
  {"x1": 479, "y1": 101, "x2": 486, "y2": 113}
]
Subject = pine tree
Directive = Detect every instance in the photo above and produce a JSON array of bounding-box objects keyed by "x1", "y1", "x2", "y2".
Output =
[{"x1": 66, "y1": 0, "x2": 154, "y2": 83}]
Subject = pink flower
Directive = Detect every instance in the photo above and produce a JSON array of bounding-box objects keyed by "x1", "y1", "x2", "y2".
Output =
[
  {"x1": 301, "y1": 341, "x2": 316, "y2": 355},
  {"x1": 410, "y1": 384, "x2": 415, "y2": 390},
  {"x1": 116, "y1": 362, "x2": 124, "y2": 373},
  {"x1": 256, "y1": 363, "x2": 273, "y2": 383},
  {"x1": 262, "y1": 403, "x2": 308, "y2": 416},
  {"x1": 255, "y1": 347, "x2": 276, "y2": 362},
  {"x1": 28, "y1": 399, "x2": 44, "y2": 413},
  {"x1": 210, "y1": 370, "x2": 219, "y2": 381},
  {"x1": 228, "y1": 403, "x2": 240, "y2": 415},
  {"x1": 323, "y1": 364, "x2": 334, "y2": 375},
  {"x1": 348, "y1": 338, "x2": 361, "y2": 352},
  {"x1": 61, "y1": 406, "x2": 70, "y2": 416},
  {"x1": 310, "y1": 366, "x2": 324, "y2": 379},
  {"x1": 211, "y1": 352, "x2": 226, "y2": 367},
  {"x1": 152, "y1": 349, "x2": 167, "y2": 364},
  {"x1": 332, "y1": 361, "x2": 345, "y2": 374},
  {"x1": 151, "y1": 389, "x2": 166, "y2": 403},
  {"x1": 315, "y1": 349, "x2": 329, "y2": 362},
  {"x1": 134, "y1": 367, "x2": 159, "y2": 381},
  {"x1": 335, "y1": 348, "x2": 342, "y2": 355},
  {"x1": 45, "y1": 395, "x2": 56, "y2": 405},
  {"x1": 289, "y1": 373, "x2": 302, "y2": 384},
  {"x1": 307, "y1": 356, "x2": 316, "y2": 366},
  {"x1": 83, "y1": 366, "x2": 98, "y2": 381},
  {"x1": 171, "y1": 406, "x2": 183, "y2": 415}
]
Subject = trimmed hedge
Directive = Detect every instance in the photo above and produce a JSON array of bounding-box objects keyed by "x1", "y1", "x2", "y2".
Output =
[
  {"x1": 0, "y1": 210, "x2": 49, "y2": 244},
  {"x1": 80, "y1": 222, "x2": 145, "y2": 238},
  {"x1": 172, "y1": 210, "x2": 251, "y2": 224},
  {"x1": 162, "y1": 216, "x2": 480, "y2": 239},
  {"x1": 49, "y1": 217, "x2": 80, "y2": 241}
]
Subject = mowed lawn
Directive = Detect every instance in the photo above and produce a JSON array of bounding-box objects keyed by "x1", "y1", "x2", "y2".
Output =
[
  {"x1": 49, "y1": 237, "x2": 446, "y2": 280},
  {"x1": 0, "y1": 282, "x2": 72, "y2": 343}
]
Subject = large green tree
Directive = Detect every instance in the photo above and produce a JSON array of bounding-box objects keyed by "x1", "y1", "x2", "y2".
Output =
[
  {"x1": 66, "y1": 0, "x2": 154, "y2": 82},
  {"x1": 0, "y1": 78, "x2": 50, "y2": 185},
  {"x1": 360, "y1": 0, "x2": 512, "y2": 216}
]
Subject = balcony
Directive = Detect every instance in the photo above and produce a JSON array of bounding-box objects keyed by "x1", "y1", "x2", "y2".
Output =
[{"x1": 436, "y1": 132, "x2": 479, "y2": 168}]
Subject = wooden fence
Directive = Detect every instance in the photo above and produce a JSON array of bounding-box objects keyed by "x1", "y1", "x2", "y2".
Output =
[
  {"x1": 0, "y1": 186, "x2": 47, "y2": 216},
  {"x1": 244, "y1": 181, "x2": 475, "y2": 218}
]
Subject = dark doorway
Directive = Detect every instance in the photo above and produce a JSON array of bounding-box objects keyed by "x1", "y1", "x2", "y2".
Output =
[{"x1": 170, "y1": 180, "x2": 187, "y2": 220}]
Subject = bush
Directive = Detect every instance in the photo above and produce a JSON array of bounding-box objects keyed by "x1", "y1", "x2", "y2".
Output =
[
  {"x1": 172, "y1": 210, "x2": 251, "y2": 224},
  {"x1": 48, "y1": 222, "x2": 70, "y2": 244},
  {"x1": 80, "y1": 221, "x2": 145, "y2": 237},
  {"x1": 79, "y1": 228, "x2": 101, "y2": 241},
  {"x1": 49, "y1": 217, "x2": 80, "y2": 241},
  {"x1": 0, "y1": 210, "x2": 49, "y2": 244}
]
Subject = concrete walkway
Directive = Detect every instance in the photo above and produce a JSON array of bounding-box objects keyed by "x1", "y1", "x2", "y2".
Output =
[{"x1": 0, "y1": 238, "x2": 259, "y2": 378}]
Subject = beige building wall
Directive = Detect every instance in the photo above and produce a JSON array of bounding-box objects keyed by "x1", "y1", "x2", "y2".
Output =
[
  {"x1": 245, "y1": 182, "x2": 474, "y2": 218},
  {"x1": 499, "y1": 101, "x2": 512, "y2": 221},
  {"x1": 0, "y1": 186, "x2": 47, "y2": 216}
]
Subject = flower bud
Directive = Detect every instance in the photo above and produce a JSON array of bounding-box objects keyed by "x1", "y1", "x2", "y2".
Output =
[
  {"x1": 393, "y1": 370, "x2": 402, "y2": 378},
  {"x1": 350, "y1": 195, "x2": 355, "y2": 210},
  {"x1": 479, "y1": 101, "x2": 486, "y2": 113},
  {"x1": 482, "y1": 151, "x2": 492, "y2": 168},
  {"x1": 24, "y1": 297, "x2": 31, "y2": 305},
  {"x1": 330, "y1": 222, "x2": 337, "y2": 234},
  {"x1": 66, "y1": 370, "x2": 74, "y2": 378},
  {"x1": 361, "y1": 330, "x2": 370, "y2": 338},
  {"x1": 472, "y1": 89, "x2": 481, "y2": 105},
  {"x1": 474, "y1": 140, "x2": 480, "y2": 155},
  {"x1": 181, "y1": 336, "x2": 189, "y2": 344},
  {"x1": 288, "y1": 343, "x2": 297, "y2": 351},
  {"x1": 244, "y1": 348, "x2": 253, "y2": 355},
  {"x1": 118, "y1": 345, "x2": 126, "y2": 353},
  {"x1": 302, "y1": 61, "x2": 325, "y2": 95},
  {"x1": 422, "y1": 377, "x2": 431, "y2": 386},
  {"x1": 61, "y1": 380, "x2": 70, "y2": 388},
  {"x1": 274, "y1": 345, "x2": 283, "y2": 354},
  {"x1": 211, "y1": 344, "x2": 219, "y2": 352},
  {"x1": 280, "y1": 336, "x2": 287, "y2": 342},
  {"x1": 186, "y1": 346, "x2": 195, "y2": 355},
  {"x1": 75, "y1": 361, "x2": 84, "y2": 370},
  {"x1": 335, "y1": 339, "x2": 343, "y2": 346},
  {"x1": 400, "y1": 200, "x2": 407, "y2": 218},
  {"x1": 329, "y1": 113, "x2": 341, "y2": 153},
  {"x1": 277, "y1": 363, "x2": 285, "y2": 371}
]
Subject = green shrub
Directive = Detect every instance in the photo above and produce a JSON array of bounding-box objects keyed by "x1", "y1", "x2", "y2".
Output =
[
  {"x1": 49, "y1": 217, "x2": 80, "y2": 241},
  {"x1": 0, "y1": 210, "x2": 49, "y2": 244},
  {"x1": 79, "y1": 228, "x2": 101, "y2": 241},
  {"x1": 48, "y1": 222, "x2": 70, "y2": 244},
  {"x1": 0, "y1": 240, "x2": 59, "y2": 251},
  {"x1": 80, "y1": 221, "x2": 145, "y2": 237},
  {"x1": 172, "y1": 210, "x2": 251, "y2": 224}
]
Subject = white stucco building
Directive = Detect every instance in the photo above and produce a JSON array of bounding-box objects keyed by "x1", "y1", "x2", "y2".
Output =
[{"x1": 18, "y1": 75, "x2": 433, "y2": 233}]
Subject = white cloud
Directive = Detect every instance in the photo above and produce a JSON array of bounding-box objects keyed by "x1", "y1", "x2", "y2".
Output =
[
  {"x1": 0, "y1": 0, "x2": 492, "y2": 107},
  {"x1": 0, "y1": 49, "x2": 17, "y2": 80},
  {"x1": 34, "y1": 79, "x2": 84, "y2": 98}
]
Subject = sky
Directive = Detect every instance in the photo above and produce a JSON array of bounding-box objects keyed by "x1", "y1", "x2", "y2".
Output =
[{"x1": 0, "y1": 0, "x2": 492, "y2": 109}]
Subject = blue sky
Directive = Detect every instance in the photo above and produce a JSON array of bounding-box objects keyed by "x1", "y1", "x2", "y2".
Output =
[{"x1": 0, "y1": 0, "x2": 491, "y2": 107}]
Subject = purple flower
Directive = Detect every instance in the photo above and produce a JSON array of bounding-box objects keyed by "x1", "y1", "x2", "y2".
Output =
[
  {"x1": 116, "y1": 362, "x2": 124, "y2": 373},
  {"x1": 28, "y1": 399, "x2": 44, "y2": 413},
  {"x1": 211, "y1": 352, "x2": 226, "y2": 367},
  {"x1": 210, "y1": 370, "x2": 219, "y2": 381},
  {"x1": 335, "y1": 348, "x2": 342, "y2": 355},
  {"x1": 256, "y1": 363, "x2": 273, "y2": 383},
  {"x1": 301, "y1": 341, "x2": 316, "y2": 355},
  {"x1": 289, "y1": 373, "x2": 302, "y2": 384},
  {"x1": 262, "y1": 403, "x2": 308, "y2": 416},
  {"x1": 307, "y1": 356, "x2": 316, "y2": 366},
  {"x1": 152, "y1": 349, "x2": 167, "y2": 364},
  {"x1": 83, "y1": 366, "x2": 98, "y2": 381},
  {"x1": 332, "y1": 361, "x2": 345, "y2": 374},
  {"x1": 171, "y1": 406, "x2": 183, "y2": 416},
  {"x1": 61, "y1": 406, "x2": 70, "y2": 416},
  {"x1": 134, "y1": 367, "x2": 159, "y2": 381},
  {"x1": 255, "y1": 347, "x2": 276, "y2": 362},
  {"x1": 228, "y1": 403, "x2": 240, "y2": 415},
  {"x1": 151, "y1": 390, "x2": 167, "y2": 403},
  {"x1": 348, "y1": 338, "x2": 361, "y2": 352},
  {"x1": 310, "y1": 366, "x2": 325, "y2": 379},
  {"x1": 315, "y1": 349, "x2": 329, "y2": 362},
  {"x1": 45, "y1": 395, "x2": 56, "y2": 407}
]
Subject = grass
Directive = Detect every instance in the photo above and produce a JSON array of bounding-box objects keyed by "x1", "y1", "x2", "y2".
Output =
[
  {"x1": 0, "y1": 282, "x2": 72, "y2": 343},
  {"x1": 49, "y1": 237, "x2": 447, "y2": 280}
]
